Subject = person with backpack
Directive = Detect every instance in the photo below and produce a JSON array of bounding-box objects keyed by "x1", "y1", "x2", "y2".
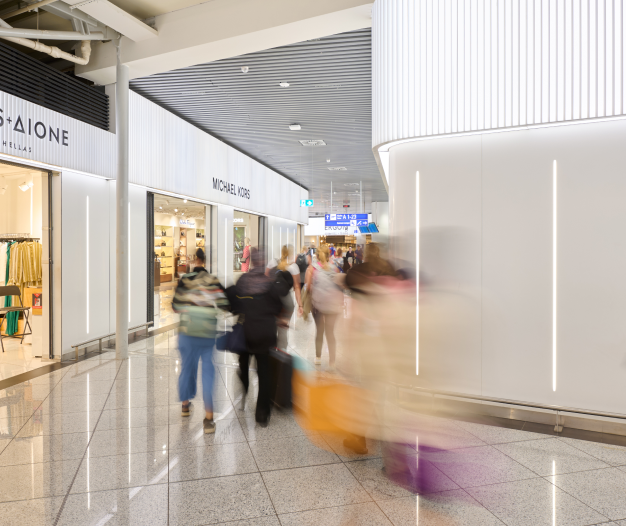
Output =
[
  {"x1": 296, "y1": 246, "x2": 309, "y2": 286},
  {"x1": 236, "y1": 247, "x2": 288, "y2": 424},
  {"x1": 172, "y1": 248, "x2": 229, "y2": 434},
  {"x1": 333, "y1": 247, "x2": 345, "y2": 273},
  {"x1": 305, "y1": 245, "x2": 343, "y2": 368}
]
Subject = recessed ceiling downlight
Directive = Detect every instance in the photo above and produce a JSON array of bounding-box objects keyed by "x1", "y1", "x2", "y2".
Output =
[
  {"x1": 299, "y1": 140, "x2": 326, "y2": 146},
  {"x1": 289, "y1": 124, "x2": 301, "y2": 131},
  {"x1": 344, "y1": 183, "x2": 359, "y2": 186},
  {"x1": 279, "y1": 82, "x2": 290, "y2": 87},
  {"x1": 328, "y1": 167, "x2": 347, "y2": 171}
]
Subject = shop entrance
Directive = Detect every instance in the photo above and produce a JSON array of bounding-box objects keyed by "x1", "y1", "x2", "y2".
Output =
[
  {"x1": 233, "y1": 210, "x2": 262, "y2": 281},
  {"x1": 0, "y1": 161, "x2": 53, "y2": 379},
  {"x1": 150, "y1": 194, "x2": 212, "y2": 329}
]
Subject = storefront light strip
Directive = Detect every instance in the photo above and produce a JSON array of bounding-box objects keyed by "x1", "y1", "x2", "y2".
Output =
[
  {"x1": 86, "y1": 195, "x2": 89, "y2": 334},
  {"x1": 129, "y1": 202, "x2": 131, "y2": 324},
  {"x1": 553, "y1": 161, "x2": 557, "y2": 392},
  {"x1": 224, "y1": 220, "x2": 227, "y2": 286},
  {"x1": 416, "y1": 171, "x2": 419, "y2": 376}
]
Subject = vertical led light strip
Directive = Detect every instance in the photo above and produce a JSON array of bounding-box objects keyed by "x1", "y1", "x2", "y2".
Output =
[
  {"x1": 86, "y1": 196, "x2": 90, "y2": 334},
  {"x1": 552, "y1": 459, "x2": 556, "y2": 525},
  {"x1": 128, "y1": 202, "x2": 131, "y2": 323},
  {"x1": 553, "y1": 160, "x2": 557, "y2": 392},
  {"x1": 416, "y1": 171, "x2": 420, "y2": 376},
  {"x1": 87, "y1": 374, "x2": 90, "y2": 508},
  {"x1": 224, "y1": 220, "x2": 228, "y2": 286}
]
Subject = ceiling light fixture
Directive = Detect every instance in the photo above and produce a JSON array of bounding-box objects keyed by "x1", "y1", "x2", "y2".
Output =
[
  {"x1": 279, "y1": 82, "x2": 290, "y2": 87},
  {"x1": 326, "y1": 159, "x2": 331, "y2": 163},
  {"x1": 328, "y1": 167, "x2": 347, "y2": 171},
  {"x1": 289, "y1": 124, "x2": 301, "y2": 131},
  {"x1": 18, "y1": 182, "x2": 32, "y2": 191},
  {"x1": 299, "y1": 140, "x2": 326, "y2": 146},
  {"x1": 174, "y1": 209, "x2": 178, "y2": 212},
  {"x1": 183, "y1": 199, "x2": 187, "y2": 203},
  {"x1": 241, "y1": 66, "x2": 249, "y2": 73},
  {"x1": 159, "y1": 206, "x2": 162, "y2": 209}
]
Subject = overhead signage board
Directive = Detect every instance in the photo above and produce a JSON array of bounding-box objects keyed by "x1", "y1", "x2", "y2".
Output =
[
  {"x1": 324, "y1": 213, "x2": 368, "y2": 234},
  {"x1": 300, "y1": 199, "x2": 314, "y2": 207},
  {"x1": 324, "y1": 213, "x2": 368, "y2": 228}
]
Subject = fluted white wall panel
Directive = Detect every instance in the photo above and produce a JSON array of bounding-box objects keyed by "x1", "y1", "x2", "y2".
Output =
[
  {"x1": 373, "y1": 0, "x2": 626, "y2": 146},
  {"x1": 128, "y1": 92, "x2": 308, "y2": 224},
  {"x1": 0, "y1": 90, "x2": 115, "y2": 177}
]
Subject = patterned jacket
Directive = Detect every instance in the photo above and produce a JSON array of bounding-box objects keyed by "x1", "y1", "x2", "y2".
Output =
[{"x1": 172, "y1": 267, "x2": 229, "y2": 338}]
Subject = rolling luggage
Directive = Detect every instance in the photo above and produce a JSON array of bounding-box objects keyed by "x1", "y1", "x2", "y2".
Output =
[{"x1": 269, "y1": 348, "x2": 292, "y2": 409}]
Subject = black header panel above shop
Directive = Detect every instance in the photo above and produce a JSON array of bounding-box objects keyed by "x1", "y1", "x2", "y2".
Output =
[{"x1": 0, "y1": 41, "x2": 109, "y2": 131}]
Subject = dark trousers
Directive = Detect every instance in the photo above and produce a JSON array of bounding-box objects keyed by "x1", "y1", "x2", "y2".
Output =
[{"x1": 238, "y1": 352, "x2": 271, "y2": 422}]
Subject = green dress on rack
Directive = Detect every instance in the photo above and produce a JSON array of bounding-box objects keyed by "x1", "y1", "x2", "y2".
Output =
[{"x1": 4, "y1": 243, "x2": 18, "y2": 336}]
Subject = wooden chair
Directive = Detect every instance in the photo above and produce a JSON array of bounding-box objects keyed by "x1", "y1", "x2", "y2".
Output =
[{"x1": 0, "y1": 286, "x2": 32, "y2": 352}]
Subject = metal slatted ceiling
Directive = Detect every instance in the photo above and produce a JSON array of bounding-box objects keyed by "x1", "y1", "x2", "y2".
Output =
[{"x1": 130, "y1": 28, "x2": 385, "y2": 216}]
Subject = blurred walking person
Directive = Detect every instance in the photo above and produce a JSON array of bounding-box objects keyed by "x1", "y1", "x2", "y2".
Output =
[
  {"x1": 172, "y1": 248, "x2": 228, "y2": 434},
  {"x1": 236, "y1": 248, "x2": 288, "y2": 424},
  {"x1": 267, "y1": 245, "x2": 303, "y2": 351},
  {"x1": 296, "y1": 246, "x2": 309, "y2": 287},
  {"x1": 305, "y1": 246, "x2": 343, "y2": 368},
  {"x1": 241, "y1": 237, "x2": 252, "y2": 273}
]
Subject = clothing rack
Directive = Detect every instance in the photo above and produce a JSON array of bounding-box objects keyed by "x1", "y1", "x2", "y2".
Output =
[{"x1": 0, "y1": 238, "x2": 40, "y2": 242}]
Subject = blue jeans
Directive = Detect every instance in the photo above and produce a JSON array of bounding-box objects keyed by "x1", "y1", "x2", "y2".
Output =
[{"x1": 178, "y1": 333, "x2": 215, "y2": 412}]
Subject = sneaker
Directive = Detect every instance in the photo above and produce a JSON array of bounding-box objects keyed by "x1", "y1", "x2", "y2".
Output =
[
  {"x1": 314, "y1": 357, "x2": 322, "y2": 365},
  {"x1": 181, "y1": 402, "x2": 192, "y2": 417},
  {"x1": 203, "y1": 418, "x2": 216, "y2": 434}
]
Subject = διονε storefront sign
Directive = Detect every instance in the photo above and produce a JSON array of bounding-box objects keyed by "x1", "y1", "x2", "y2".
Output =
[{"x1": 0, "y1": 90, "x2": 115, "y2": 177}]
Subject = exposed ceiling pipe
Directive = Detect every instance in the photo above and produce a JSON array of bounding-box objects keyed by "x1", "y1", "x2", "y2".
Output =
[
  {"x1": 3, "y1": 0, "x2": 60, "y2": 20},
  {"x1": 0, "y1": 26, "x2": 105, "y2": 39},
  {"x1": 0, "y1": 17, "x2": 93, "y2": 65}
]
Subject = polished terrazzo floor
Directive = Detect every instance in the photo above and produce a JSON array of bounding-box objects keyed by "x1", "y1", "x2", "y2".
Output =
[{"x1": 1, "y1": 320, "x2": 626, "y2": 525}]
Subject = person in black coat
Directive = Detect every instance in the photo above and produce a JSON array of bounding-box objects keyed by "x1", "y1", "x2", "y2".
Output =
[{"x1": 233, "y1": 247, "x2": 288, "y2": 424}]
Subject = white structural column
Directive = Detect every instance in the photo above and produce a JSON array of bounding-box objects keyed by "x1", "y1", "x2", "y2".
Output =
[{"x1": 115, "y1": 45, "x2": 129, "y2": 359}]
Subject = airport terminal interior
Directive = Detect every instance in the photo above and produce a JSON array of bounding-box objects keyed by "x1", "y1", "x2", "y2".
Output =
[{"x1": 2, "y1": 1, "x2": 626, "y2": 525}]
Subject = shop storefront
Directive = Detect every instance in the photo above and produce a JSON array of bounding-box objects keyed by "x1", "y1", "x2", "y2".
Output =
[
  {"x1": 0, "y1": 88, "x2": 308, "y2": 368},
  {"x1": 0, "y1": 161, "x2": 52, "y2": 364}
]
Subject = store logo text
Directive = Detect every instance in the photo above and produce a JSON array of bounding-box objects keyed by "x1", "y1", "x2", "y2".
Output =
[
  {"x1": 0, "y1": 108, "x2": 69, "y2": 153},
  {"x1": 213, "y1": 178, "x2": 250, "y2": 199}
]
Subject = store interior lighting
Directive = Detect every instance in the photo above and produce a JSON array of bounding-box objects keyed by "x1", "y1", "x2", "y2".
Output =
[
  {"x1": 279, "y1": 82, "x2": 290, "y2": 87},
  {"x1": 18, "y1": 181, "x2": 33, "y2": 191}
]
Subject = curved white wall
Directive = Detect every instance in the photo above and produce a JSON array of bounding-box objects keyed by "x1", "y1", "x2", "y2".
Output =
[
  {"x1": 390, "y1": 118, "x2": 626, "y2": 415},
  {"x1": 374, "y1": 0, "x2": 626, "y2": 147},
  {"x1": 375, "y1": 0, "x2": 626, "y2": 415}
]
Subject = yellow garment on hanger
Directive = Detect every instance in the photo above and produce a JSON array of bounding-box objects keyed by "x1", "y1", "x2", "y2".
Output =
[{"x1": 7, "y1": 242, "x2": 42, "y2": 303}]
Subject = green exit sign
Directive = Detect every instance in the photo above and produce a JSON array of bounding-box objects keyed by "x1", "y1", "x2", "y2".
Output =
[{"x1": 300, "y1": 199, "x2": 314, "y2": 207}]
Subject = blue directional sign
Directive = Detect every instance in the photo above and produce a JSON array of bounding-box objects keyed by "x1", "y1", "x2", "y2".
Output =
[
  {"x1": 300, "y1": 199, "x2": 314, "y2": 207},
  {"x1": 325, "y1": 214, "x2": 367, "y2": 221},
  {"x1": 324, "y1": 213, "x2": 368, "y2": 228}
]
